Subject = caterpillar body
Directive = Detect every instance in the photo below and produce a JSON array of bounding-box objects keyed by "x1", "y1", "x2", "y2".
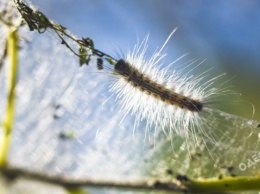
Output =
[
  {"x1": 114, "y1": 59, "x2": 203, "y2": 112},
  {"x1": 108, "y1": 29, "x2": 220, "y2": 141}
]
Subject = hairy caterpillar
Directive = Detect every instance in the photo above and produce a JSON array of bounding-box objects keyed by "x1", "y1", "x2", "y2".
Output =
[
  {"x1": 107, "y1": 29, "x2": 226, "y2": 144},
  {"x1": 55, "y1": 26, "x2": 257, "y2": 153}
]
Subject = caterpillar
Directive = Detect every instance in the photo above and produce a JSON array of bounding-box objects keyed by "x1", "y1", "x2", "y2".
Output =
[{"x1": 108, "y1": 29, "x2": 221, "y2": 143}]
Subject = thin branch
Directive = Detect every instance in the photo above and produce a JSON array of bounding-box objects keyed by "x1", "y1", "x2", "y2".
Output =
[
  {"x1": 13, "y1": 0, "x2": 117, "y2": 67},
  {"x1": 2, "y1": 165, "x2": 260, "y2": 193},
  {"x1": 1, "y1": 166, "x2": 185, "y2": 193}
]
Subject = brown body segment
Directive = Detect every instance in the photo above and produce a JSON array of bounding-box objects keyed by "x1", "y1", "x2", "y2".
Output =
[{"x1": 114, "y1": 60, "x2": 203, "y2": 112}]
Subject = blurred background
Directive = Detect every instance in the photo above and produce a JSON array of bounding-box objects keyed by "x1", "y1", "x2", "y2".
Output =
[
  {"x1": 31, "y1": 0, "x2": 260, "y2": 119},
  {"x1": 1, "y1": 0, "x2": 260, "y2": 193}
]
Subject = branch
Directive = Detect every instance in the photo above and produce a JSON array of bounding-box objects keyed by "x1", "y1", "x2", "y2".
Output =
[
  {"x1": 13, "y1": 0, "x2": 117, "y2": 67},
  {"x1": 1, "y1": 166, "x2": 185, "y2": 193},
  {"x1": 2, "y1": 166, "x2": 260, "y2": 193}
]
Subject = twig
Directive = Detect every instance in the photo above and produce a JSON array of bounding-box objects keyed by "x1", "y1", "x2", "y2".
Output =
[
  {"x1": 1, "y1": 166, "x2": 185, "y2": 193},
  {"x1": 13, "y1": 0, "x2": 117, "y2": 67}
]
